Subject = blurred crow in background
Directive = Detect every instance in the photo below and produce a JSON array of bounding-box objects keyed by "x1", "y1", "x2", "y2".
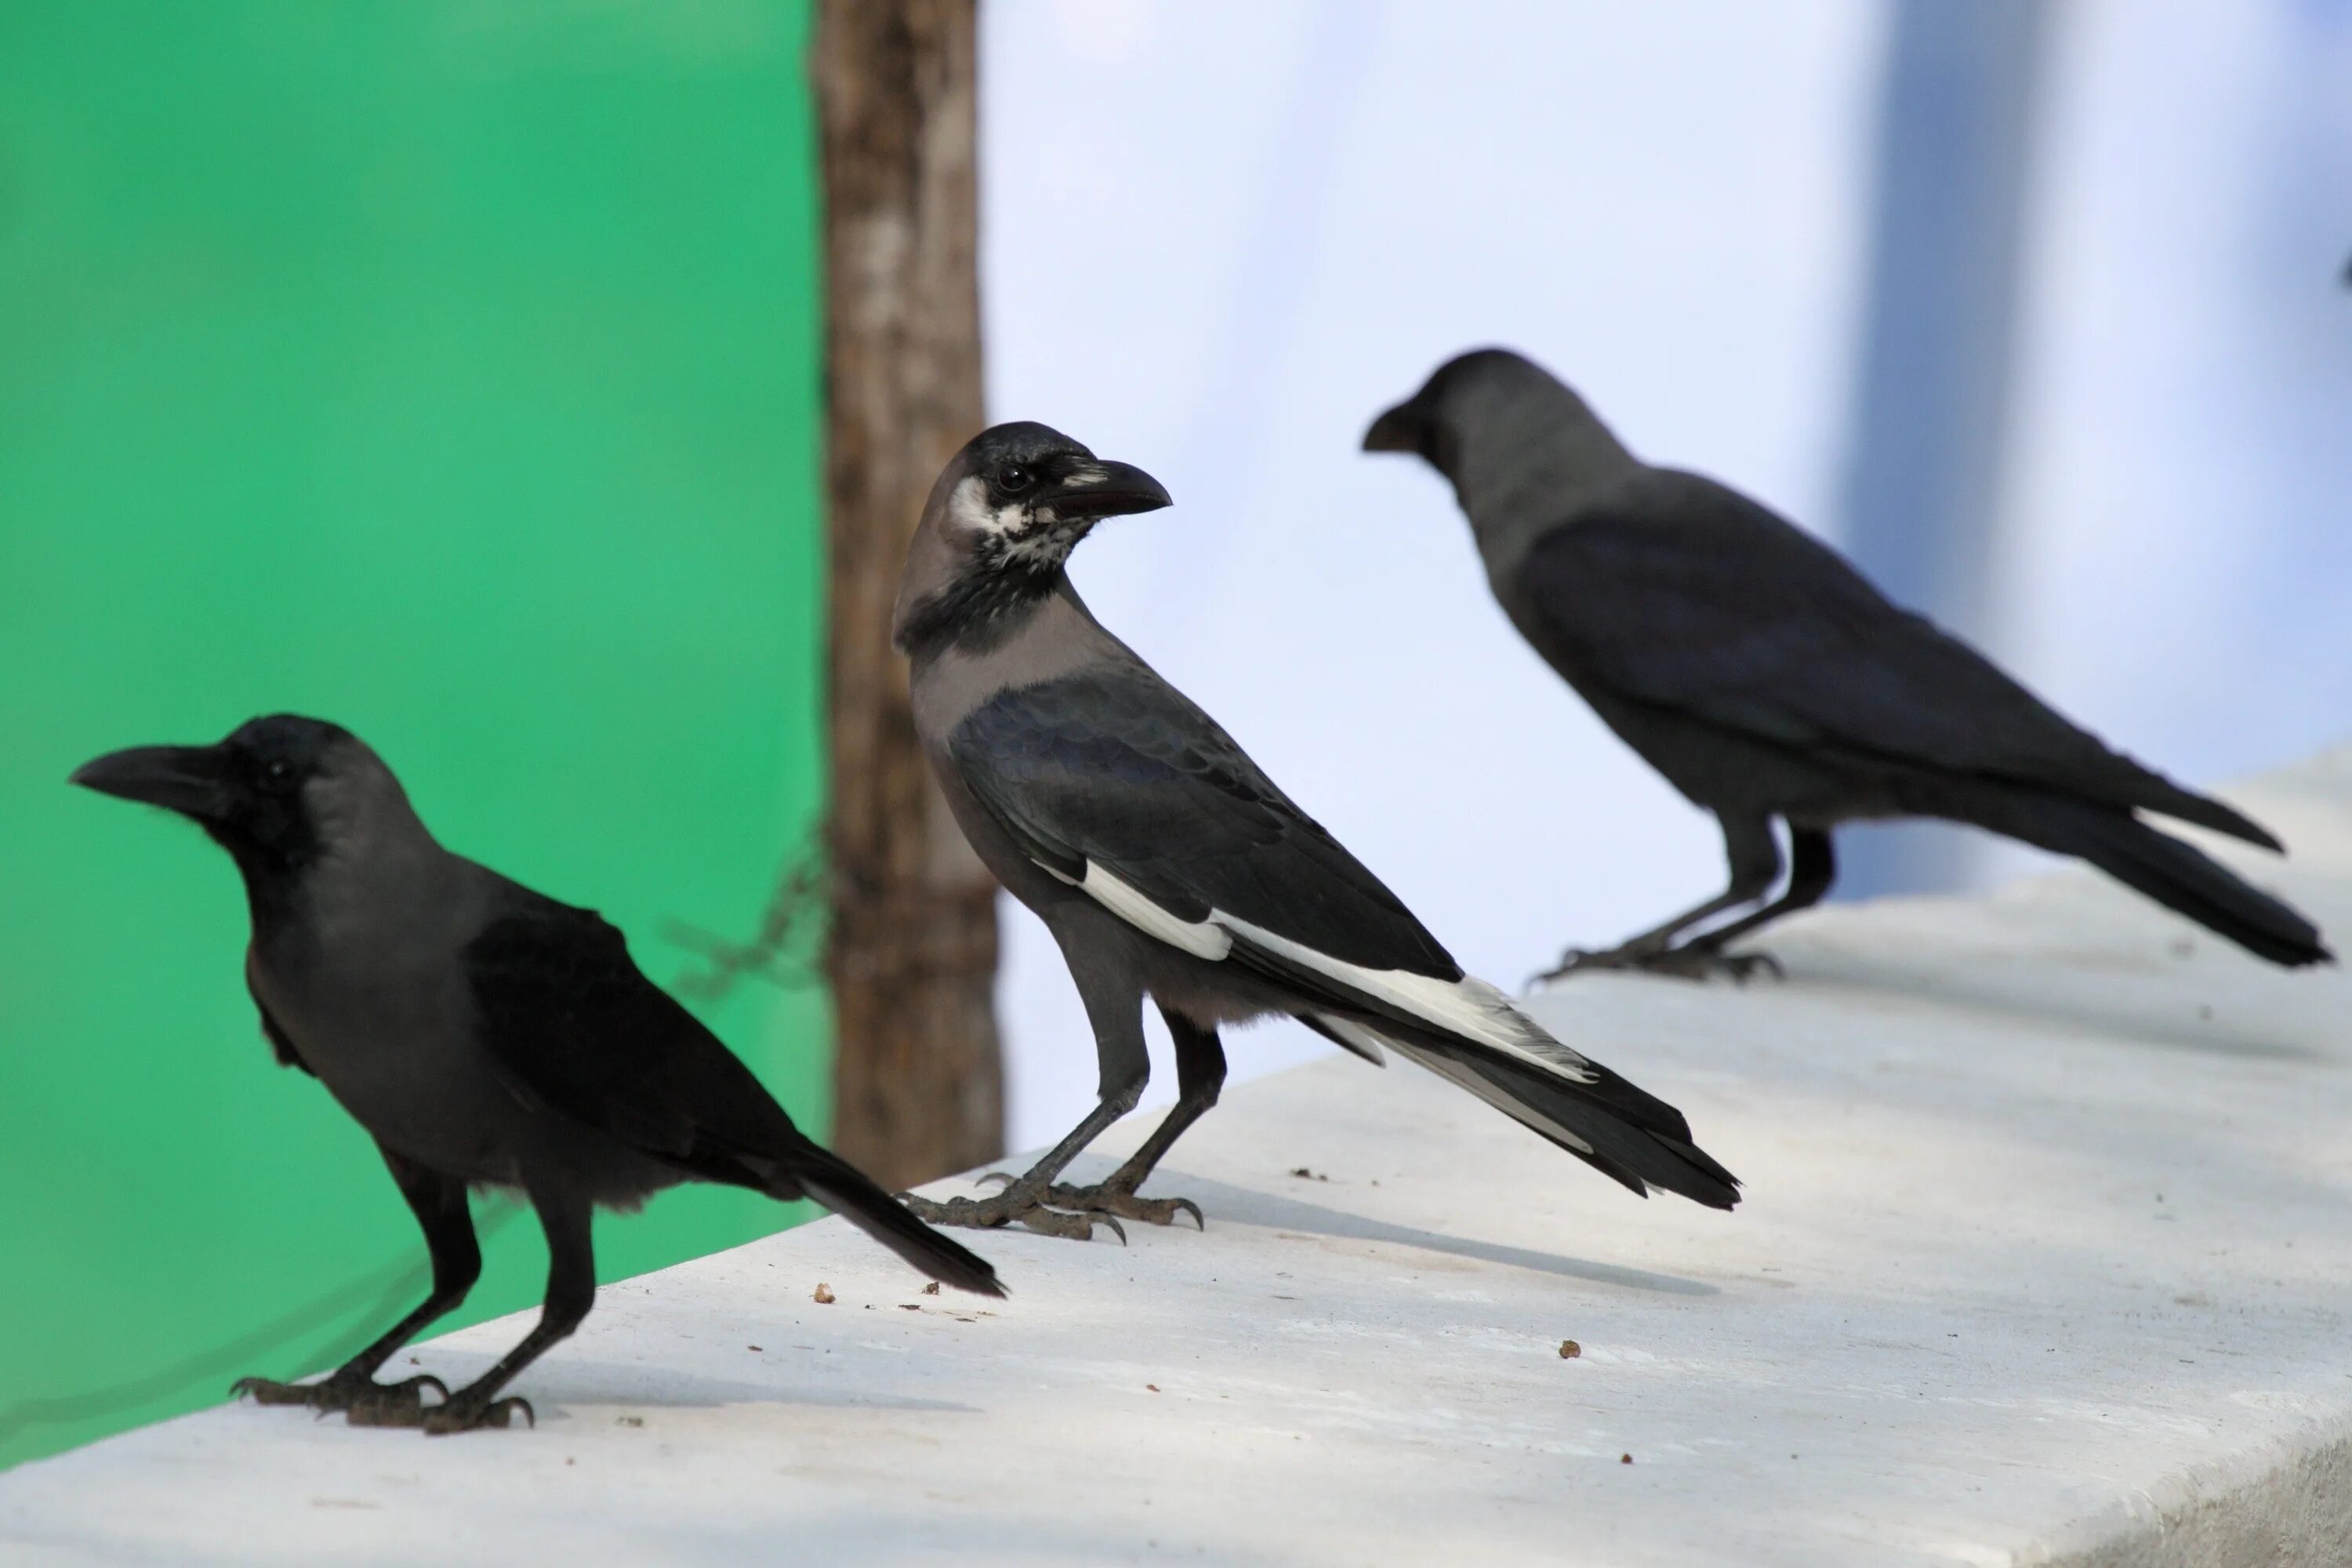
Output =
[
  {"x1": 889, "y1": 423, "x2": 1739, "y2": 1238},
  {"x1": 72, "y1": 718, "x2": 1001, "y2": 1434},
  {"x1": 1365, "y1": 348, "x2": 2331, "y2": 979}
]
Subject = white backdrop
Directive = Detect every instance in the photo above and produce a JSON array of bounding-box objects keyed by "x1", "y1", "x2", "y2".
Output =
[{"x1": 976, "y1": 0, "x2": 2352, "y2": 1149}]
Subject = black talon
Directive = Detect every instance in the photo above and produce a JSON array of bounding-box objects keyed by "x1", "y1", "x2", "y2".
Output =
[
  {"x1": 1540, "y1": 940, "x2": 1784, "y2": 985},
  {"x1": 422, "y1": 1392, "x2": 535, "y2": 1435},
  {"x1": 231, "y1": 1369, "x2": 448, "y2": 1427},
  {"x1": 975, "y1": 1171, "x2": 1015, "y2": 1189}
]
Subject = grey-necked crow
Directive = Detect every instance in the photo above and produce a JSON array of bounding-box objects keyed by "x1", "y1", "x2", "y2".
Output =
[
  {"x1": 891, "y1": 422, "x2": 1739, "y2": 1237},
  {"x1": 1365, "y1": 347, "x2": 2330, "y2": 979},
  {"x1": 73, "y1": 717, "x2": 1001, "y2": 1433}
]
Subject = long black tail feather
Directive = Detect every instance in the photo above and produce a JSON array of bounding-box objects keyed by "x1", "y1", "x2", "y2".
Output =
[
  {"x1": 1971, "y1": 793, "x2": 2330, "y2": 968},
  {"x1": 1319, "y1": 1013, "x2": 1741, "y2": 1210},
  {"x1": 788, "y1": 1143, "x2": 1006, "y2": 1298}
]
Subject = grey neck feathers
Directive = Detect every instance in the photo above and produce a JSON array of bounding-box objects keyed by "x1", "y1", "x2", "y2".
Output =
[
  {"x1": 911, "y1": 576, "x2": 1137, "y2": 728},
  {"x1": 1448, "y1": 390, "x2": 1642, "y2": 575},
  {"x1": 256, "y1": 770, "x2": 459, "y2": 949}
]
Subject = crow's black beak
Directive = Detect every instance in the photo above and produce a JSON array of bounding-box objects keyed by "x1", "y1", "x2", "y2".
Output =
[
  {"x1": 1043, "y1": 459, "x2": 1173, "y2": 521},
  {"x1": 70, "y1": 744, "x2": 233, "y2": 822},
  {"x1": 1361, "y1": 400, "x2": 1424, "y2": 455}
]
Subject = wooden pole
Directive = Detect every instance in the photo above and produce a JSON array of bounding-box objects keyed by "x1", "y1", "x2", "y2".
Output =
[{"x1": 812, "y1": 0, "x2": 1004, "y2": 1189}]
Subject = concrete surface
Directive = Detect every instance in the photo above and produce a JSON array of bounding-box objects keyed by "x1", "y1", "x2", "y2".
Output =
[{"x1": 4, "y1": 748, "x2": 2350, "y2": 1567}]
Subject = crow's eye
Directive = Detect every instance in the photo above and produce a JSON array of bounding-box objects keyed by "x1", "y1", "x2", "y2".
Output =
[
  {"x1": 261, "y1": 759, "x2": 296, "y2": 793},
  {"x1": 996, "y1": 463, "x2": 1035, "y2": 495}
]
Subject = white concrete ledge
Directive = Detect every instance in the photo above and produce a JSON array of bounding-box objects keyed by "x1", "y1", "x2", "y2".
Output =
[{"x1": 6, "y1": 748, "x2": 2350, "y2": 1567}]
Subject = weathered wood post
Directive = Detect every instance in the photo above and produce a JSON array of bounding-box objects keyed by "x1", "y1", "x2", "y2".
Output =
[{"x1": 813, "y1": 0, "x2": 1004, "y2": 1189}]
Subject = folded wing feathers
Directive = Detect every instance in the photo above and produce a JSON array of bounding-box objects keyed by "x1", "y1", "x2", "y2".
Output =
[
  {"x1": 1318, "y1": 1016, "x2": 1596, "y2": 1156},
  {"x1": 1060, "y1": 859, "x2": 1595, "y2": 1083},
  {"x1": 1304, "y1": 1012, "x2": 1390, "y2": 1066},
  {"x1": 1059, "y1": 860, "x2": 1738, "y2": 1209}
]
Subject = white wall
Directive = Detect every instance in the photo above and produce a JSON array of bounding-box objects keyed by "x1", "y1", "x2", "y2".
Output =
[
  {"x1": 1984, "y1": 0, "x2": 2352, "y2": 887},
  {"x1": 976, "y1": 0, "x2": 2352, "y2": 1149}
]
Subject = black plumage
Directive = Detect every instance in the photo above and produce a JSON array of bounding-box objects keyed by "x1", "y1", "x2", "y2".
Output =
[
  {"x1": 1366, "y1": 347, "x2": 2329, "y2": 976},
  {"x1": 72, "y1": 715, "x2": 1000, "y2": 1436},
  {"x1": 891, "y1": 423, "x2": 1739, "y2": 1238},
  {"x1": 953, "y1": 668, "x2": 1456, "y2": 973}
]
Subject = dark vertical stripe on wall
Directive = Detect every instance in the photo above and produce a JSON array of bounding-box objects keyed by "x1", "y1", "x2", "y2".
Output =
[{"x1": 1835, "y1": 0, "x2": 2050, "y2": 898}]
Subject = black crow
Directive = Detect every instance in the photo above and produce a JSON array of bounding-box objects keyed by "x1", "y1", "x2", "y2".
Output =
[
  {"x1": 889, "y1": 422, "x2": 1739, "y2": 1237},
  {"x1": 1365, "y1": 347, "x2": 2330, "y2": 978},
  {"x1": 72, "y1": 717, "x2": 1001, "y2": 1433}
]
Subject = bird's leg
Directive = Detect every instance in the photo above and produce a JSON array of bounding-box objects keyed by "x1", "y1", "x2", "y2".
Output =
[
  {"x1": 905, "y1": 1081, "x2": 1142, "y2": 1243},
  {"x1": 1043, "y1": 1009, "x2": 1223, "y2": 1229},
  {"x1": 418, "y1": 1189, "x2": 595, "y2": 1436},
  {"x1": 1648, "y1": 826, "x2": 1835, "y2": 980},
  {"x1": 234, "y1": 1147, "x2": 477, "y2": 1426},
  {"x1": 1545, "y1": 815, "x2": 1782, "y2": 982},
  {"x1": 903, "y1": 948, "x2": 1144, "y2": 1242}
]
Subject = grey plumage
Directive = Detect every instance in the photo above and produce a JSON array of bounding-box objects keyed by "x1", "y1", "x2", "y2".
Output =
[
  {"x1": 1365, "y1": 347, "x2": 2330, "y2": 976},
  {"x1": 71, "y1": 717, "x2": 1000, "y2": 1434},
  {"x1": 893, "y1": 423, "x2": 1739, "y2": 1237}
]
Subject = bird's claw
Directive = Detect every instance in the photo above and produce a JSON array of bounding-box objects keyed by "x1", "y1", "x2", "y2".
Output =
[
  {"x1": 1040, "y1": 1182, "x2": 1206, "y2": 1231},
  {"x1": 1637, "y1": 946, "x2": 1784, "y2": 984},
  {"x1": 423, "y1": 1394, "x2": 534, "y2": 1435},
  {"x1": 974, "y1": 1170, "x2": 1016, "y2": 1189},
  {"x1": 232, "y1": 1371, "x2": 448, "y2": 1424},
  {"x1": 1537, "y1": 944, "x2": 1782, "y2": 985},
  {"x1": 1533, "y1": 947, "x2": 1610, "y2": 985},
  {"x1": 902, "y1": 1189, "x2": 1127, "y2": 1243},
  {"x1": 1020, "y1": 1206, "x2": 1125, "y2": 1244}
]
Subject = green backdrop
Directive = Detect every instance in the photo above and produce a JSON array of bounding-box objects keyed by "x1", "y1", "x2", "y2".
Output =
[{"x1": 0, "y1": 0, "x2": 825, "y2": 1468}]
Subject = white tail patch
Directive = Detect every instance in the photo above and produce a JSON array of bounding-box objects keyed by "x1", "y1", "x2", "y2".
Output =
[
  {"x1": 1316, "y1": 1017, "x2": 1596, "y2": 1156},
  {"x1": 1218, "y1": 913, "x2": 1596, "y2": 1083},
  {"x1": 1308, "y1": 1013, "x2": 1389, "y2": 1065},
  {"x1": 1075, "y1": 862, "x2": 1232, "y2": 960},
  {"x1": 1055, "y1": 858, "x2": 1595, "y2": 1085},
  {"x1": 1385, "y1": 1039, "x2": 1596, "y2": 1156}
]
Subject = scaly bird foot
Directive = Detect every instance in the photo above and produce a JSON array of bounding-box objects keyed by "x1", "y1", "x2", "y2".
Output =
[
  {"x1": 1538, "y1": 944, "x2": 1782, "y2": 985},
  {"x1": 1635, "y1": 946, "x2": 1784, "y2": 984},
  {"x1": 232, "y1": 1370, "x2": 448, "y2": 1425},
  {"x1": 901, "y1": 1186, "x2": 1126, "y2": 1244},
  {"x1": 420, "y1": 1391, "x2": 534, "y2": 1435},
  {"x1": 1039, "y1": 1182, "x2": 1204, "y2": 1230}
]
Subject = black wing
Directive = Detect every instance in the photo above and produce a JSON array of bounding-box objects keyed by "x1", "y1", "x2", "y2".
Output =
[
  {"x1": 955, "y1": 670, "x2": 1740, "y2": 1209},
  {"x1": 952, "y1": 667, "x2": 1461, "y2": 978},
  {"x1": 1519, "y1": 470, "x2": 2275, "y2": 846},
  {"x1": 463, "y1": 886, "x2": 804, "y2": 1185},
  {"x1": 463, "y1": 886, "x2": 1006, "y2": 1294}
]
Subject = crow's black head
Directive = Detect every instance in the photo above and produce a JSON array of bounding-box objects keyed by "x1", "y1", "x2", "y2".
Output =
[
  {"x1": 1361, "y1": 347, "x2": 1567, "y2": 477},
  {"x1": 72, "y1": 713, "x2": 365, "y2": 877},
  {"x1": 938, "y1": 422, "x2": 1171, "y2": 575},
  {"x1": 894, "y1": 421, "x2": 1172, "y2": 655}
]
